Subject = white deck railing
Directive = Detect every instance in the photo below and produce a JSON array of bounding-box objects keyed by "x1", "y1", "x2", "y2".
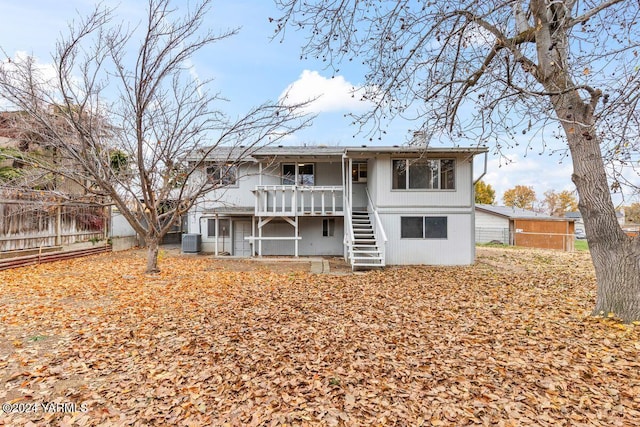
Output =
[{"x1": 253, "y1": 185, "x2": 344, "y2": 216}]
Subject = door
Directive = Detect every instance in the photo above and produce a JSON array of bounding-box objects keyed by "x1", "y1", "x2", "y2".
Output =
[{"x1": 233, "y1": 221, "x2": 252, "y2": 257}]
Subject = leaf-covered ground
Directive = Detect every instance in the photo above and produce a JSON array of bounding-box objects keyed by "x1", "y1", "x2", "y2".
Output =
[{"x1": 1, "y1": 247, "x2": 639, "y2": 426}]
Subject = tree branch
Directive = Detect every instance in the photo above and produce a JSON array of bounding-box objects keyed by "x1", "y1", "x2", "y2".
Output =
[{"x1": 569, "y1": 0, "x2": 625, "y2": 27}]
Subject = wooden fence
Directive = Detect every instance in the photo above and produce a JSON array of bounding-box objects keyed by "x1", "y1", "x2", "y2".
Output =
[{"x1": 0, "y1": 198, "x2": 107, "y2": 252}]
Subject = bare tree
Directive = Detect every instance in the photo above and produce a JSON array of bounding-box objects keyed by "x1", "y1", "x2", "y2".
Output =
[
  {"x1": 274, "y1": 0, "x2": 640, "y2": 321},
  {"x1": 0, "y1": 0, "x2": 309, "y2": 273}
]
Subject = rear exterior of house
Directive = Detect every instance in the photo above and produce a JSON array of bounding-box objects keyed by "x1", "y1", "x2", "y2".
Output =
[{"x1": 187, "y1": 145, "x2": 487, "y2": 268}]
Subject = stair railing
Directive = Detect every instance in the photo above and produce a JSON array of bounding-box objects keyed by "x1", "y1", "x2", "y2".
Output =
[
  {"x1": 365, "y1": 187, "x2": 387, "y2": 266},
  {"x1": 344, "y1": 193, "x2": 356, "y2": 268}
]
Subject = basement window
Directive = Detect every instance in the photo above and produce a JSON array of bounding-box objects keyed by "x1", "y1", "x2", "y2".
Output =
[
  {"x1": 401, "y1": 216, "x2": 448, "y2": 239},
  {"x1": 207, "y1": 218, "x2": 230, "y2": 238},
  {"x1": 322, "y1": 218, "x2": 335, "y2": 237}
]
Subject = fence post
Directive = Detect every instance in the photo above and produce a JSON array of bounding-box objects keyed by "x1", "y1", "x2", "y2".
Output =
[
  {"x1": 104, "y1": 206, "x2": 110, "y2": 241},
  {"x1": 55, "y1": 205, "x2": 62, "y2": 246}
]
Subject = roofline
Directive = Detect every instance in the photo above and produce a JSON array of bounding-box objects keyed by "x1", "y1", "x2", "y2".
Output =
[
  {"x1": 189, "y1": 145, "x2": 489, "y2": 161},
  {"x1": 344, "y1": 146, "x2": 489, "y2": 154},
  {"x1": 475, "y1": 205, "x2": 575, "y2": 221}
]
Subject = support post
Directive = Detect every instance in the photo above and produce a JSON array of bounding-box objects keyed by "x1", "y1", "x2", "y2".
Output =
[
  {"x1": 294, "y1": 216, "x2": 299, "y2": 257},
  {"x1": 251, "y1": 216, "x2": 256, "y2": 256},
  {"x1": 258, "y1": 216, "x2": 263, "y2": 257},
  {"x1": 214, "y1": 214, "x2": 219, "y2": 256}
]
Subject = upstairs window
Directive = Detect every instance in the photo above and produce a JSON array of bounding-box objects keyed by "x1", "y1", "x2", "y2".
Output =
[
  {"x1": 206, "y1": 163, "x2": 238, "y2": 186},
  {"x1": 282, "y1": 163, "x2": 315, "y2": 186},
  {"x1": 352, "y1": 162, "x2": 368, "y2": 182},
  {"x1": 392, "y1": 159, "x2": 455, "y2": 190}
]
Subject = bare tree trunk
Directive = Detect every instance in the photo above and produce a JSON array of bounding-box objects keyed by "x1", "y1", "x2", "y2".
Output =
[
  {"x1": 146, "y1": 238, "x2": 160, "y2": 274},
  {"x1": 557, "y1": 96, "x2": 640, "y2": 322}
]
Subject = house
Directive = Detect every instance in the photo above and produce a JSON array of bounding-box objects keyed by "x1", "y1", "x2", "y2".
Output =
[
  {"x1": 566, "y1": 210, "x2": 631, "y2": 238},
  {"x1": 475, "y1": 204, "x2": 575, "y2": 251},
  {"x1": 565, "y1": 211, "x2": 584, "y2": 236},
  {"x1": 0, "y1": 110, "x2": 90, "y2": 194},
  {"x1": 186, "y1": 144, "x2": 487, "y2": 268}
]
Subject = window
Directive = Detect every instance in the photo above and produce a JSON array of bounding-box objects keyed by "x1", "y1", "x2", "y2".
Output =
[
  {"x1": 401, "y1": 217, "x2": 423, "y2": 238},
  {"x1": 392, "y1": 159, "x2": 455, "y2": 190},
  {"x1": 352, "y1": 162, "x2": 367, "y2": 182},
  {"x1": 424, "y1": 217, "x2": 448, "y2": 238},
  {"x1": 207, "y1": 218, "x2": 230, "y2": 238},
  {"x1": 282, "y1": 163, "x2": 315, "y2": 185},
  {"x1": 401, "y1": 216, "x2": 448, "y2": 239},
  {"x1": 206, "y1": 163, "x2": 238, "y2": 186},
  {"x1": 322, "y1": 218, "x2": 335, "y2": 237},
  {"x1": 282, "y1": 163, "x2": 296, "y2": 185}
]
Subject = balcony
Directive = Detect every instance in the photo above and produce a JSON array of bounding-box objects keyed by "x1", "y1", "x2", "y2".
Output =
[{"x1": 253, "y1": 185, "x2": 344, "y2": 216}]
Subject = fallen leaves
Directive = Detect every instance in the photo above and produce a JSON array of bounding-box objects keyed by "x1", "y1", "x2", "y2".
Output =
[{"x1": 0, "y1": 247, "x2": 638, "y2": 426}]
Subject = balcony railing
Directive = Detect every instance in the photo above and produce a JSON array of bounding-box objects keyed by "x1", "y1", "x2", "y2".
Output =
[{"x1": 253, "y1": 185, "x2": 344, "y2": 216}]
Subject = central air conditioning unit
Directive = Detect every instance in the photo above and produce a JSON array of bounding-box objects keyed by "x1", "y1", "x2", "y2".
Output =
[{"x1": 182, "y1": 233, "x2": 201, "y2": 253}]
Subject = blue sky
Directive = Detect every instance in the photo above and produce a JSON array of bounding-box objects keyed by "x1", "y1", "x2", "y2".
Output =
[{"x1": 0, "y1": 0, "x2": 594, "y2": 205}]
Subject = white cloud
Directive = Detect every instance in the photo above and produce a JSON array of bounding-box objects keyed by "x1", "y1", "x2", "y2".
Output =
[
  {"x1": 279, "y1": 70, "x2": 375, "y2": 114},
  {"x1": 0, "y1": 51, "x2": 59, "y2": 109},
  {"x1": 3, "y1": 51, "x2": 57, "y2": 84},
  {"x1": 481, "y1": 154, "x2": 575, "y2": 204}
]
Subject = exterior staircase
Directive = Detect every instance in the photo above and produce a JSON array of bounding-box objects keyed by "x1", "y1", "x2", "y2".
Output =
[{"x1": 350, "y1": 210, "x2": 384, "y2": 269}]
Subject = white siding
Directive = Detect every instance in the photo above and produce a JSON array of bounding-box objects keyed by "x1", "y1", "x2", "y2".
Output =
[
  {"x1": 199, "y1": 163, "x2": 264, "y2": 209},
  {"x1": 368, "y1": 157, "x2": 379, "y2": 206},
  {"x1": 474, "y1": 210, "x2": 510, "y2": 244},
  {"x1": 314, "y1": 161, "x2": 343, "y2": 186},
  {"x1": 110, "y1": 210, "x2": 136, "y2": 237},
  {"x1": 261, "y1": 217, "x2": 344, "y2": 256},
  {"x1": 200, "y1": 216, "x2": 252, "y2": 254},
  {"x1": 475, "y1": 210, "x2": 509, "y2": 229},
  {"x1": 371, "y1": 154, "x2": 473, "y2": 208},
  {"x1": 380, "y1": 211, "x2": 474, "y2": 265}
]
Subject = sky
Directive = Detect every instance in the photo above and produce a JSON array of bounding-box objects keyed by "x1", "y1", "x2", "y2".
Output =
[{"x1": 0, "y1": 0, "x2": 617, "y2": 207}]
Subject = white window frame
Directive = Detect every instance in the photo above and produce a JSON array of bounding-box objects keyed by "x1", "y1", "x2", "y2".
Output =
[
  {"x1": 322, "y1": 218, "x2": 335, "y2": 237},
  {"x1": 207, "y1": 218, "x2": 231, "y2": 238},
  {"x1": 206, "y1": 163, "x2": 238, "y2": 186},
  {"x1": 400, "y1": 216, "x2": 448, "y2": 239},
  {"x1": 282, "y1": 163, "x2": 315, "y2": 186},
  {"x1": 352, "y1": 161, "x2": 368, "y2": 183},
  {"x1": 392, "y1": 158, "x2": 455, "y2": 190}
]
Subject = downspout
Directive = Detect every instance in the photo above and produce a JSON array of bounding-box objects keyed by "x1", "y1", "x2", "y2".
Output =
[
  {"x1": 473, "y1": 151, "x2": 488, "y2": 185},
  {"x1": 471, "y1": 151, "x2": 488, "y2": 263}
]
